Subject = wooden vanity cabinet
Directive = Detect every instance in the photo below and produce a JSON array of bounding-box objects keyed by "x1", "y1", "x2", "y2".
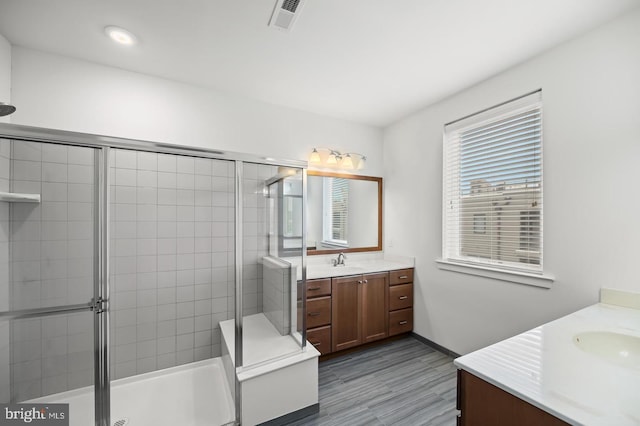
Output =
[
  {"x1": 305, "y1": 278, "x2": 332, "y2": 355},
  {"x1": 388, "y1": 268, "x2": 414, "y2": 336},
  {"x1": 457, "y1": 369, "x2": 569, "y2": 426},
  {"x1": 331, "y1": 272, "x2": 389, "y2": 352}
]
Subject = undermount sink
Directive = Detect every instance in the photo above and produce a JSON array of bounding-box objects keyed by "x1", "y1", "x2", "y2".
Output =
[{"x1": 573, "y1": 331, "x2": 640, "y2": 369}]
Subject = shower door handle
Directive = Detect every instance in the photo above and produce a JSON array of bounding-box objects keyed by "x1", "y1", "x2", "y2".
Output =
[{"x1": 0, "y1": 301, "x2": 94, "y2": 320}]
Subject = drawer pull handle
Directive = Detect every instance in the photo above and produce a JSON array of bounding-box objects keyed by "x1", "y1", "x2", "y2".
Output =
[
  {"x1": 399, "y1": 296, "x2": 408, "y2": 300},
  {"x1": 399, "y1": 275, "x2": 408, "y2": 279},
  {"x1": 358, "y1": 280, "x2": 363, "y2": 284},
  {"x1": 308, "y1": 287, "x2": 321, "y2": 291},
  {"x1": 363, "y1": 279, "x2": 368, "y2": 283},
  {"x1": 311, "y1": 342, "x2": 321, "y2": 346},
  {"x1": 399, "y1": 320, "x2": 408, "y2": 325},
  {"x1": 309, "y1": 312, "x2": 321, "y2": 316}
]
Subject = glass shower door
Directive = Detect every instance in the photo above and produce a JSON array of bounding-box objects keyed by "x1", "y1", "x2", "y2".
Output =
[{"x1": 0, "y1": 139, "x2": 108, "y2": 426}]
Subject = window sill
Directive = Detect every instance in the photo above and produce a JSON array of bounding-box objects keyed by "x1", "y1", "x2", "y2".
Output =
[{"x1": 435, "y1": 259, "x2": 554, "y2": 289}]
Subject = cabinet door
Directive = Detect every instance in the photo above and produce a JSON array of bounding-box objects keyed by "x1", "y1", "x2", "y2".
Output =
[
  {"x1": 332, "y1": 275, "x2": 362, "y2": 352},
  {"x1": 361, "y1": 272, "x2": 388, "y2": 343}
]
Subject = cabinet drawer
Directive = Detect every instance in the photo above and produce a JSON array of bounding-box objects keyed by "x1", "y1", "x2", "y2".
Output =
[
  {"x1": 389, "y1": 269, "x2": 413, "y2": 285},
  {"x1": 389, "y1": 284, "x2": 413, "y2": 311},
  {"x1": 307, "y1": 325, "x2": 331, "y2": 355},
  {"x1": 389, "y1": 308, "x2": 413, "y2": 336},
  {"x1": 306, "y1": 278, "x2": 331, "y2": 298},
  {"x1": 306, "y1": 296, "x2": 331, "y2": 328}
]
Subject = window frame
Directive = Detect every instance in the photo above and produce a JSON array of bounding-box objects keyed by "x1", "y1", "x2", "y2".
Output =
[{"x1": 439, "y1": 90, "x2": 554, "y2": 287}]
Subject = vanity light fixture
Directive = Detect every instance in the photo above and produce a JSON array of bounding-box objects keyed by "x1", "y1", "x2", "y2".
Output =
[
  {"x1": 105, "y1": 25, "x2": 138, "y2": 46},
  {"x1": 308, "y1": 147, "x2": 366, "y2": 170}
]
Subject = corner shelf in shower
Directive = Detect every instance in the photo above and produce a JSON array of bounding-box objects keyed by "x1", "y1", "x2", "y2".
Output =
[{"x1": 0, "y1": 191, "x2": 41, "y2": 203}]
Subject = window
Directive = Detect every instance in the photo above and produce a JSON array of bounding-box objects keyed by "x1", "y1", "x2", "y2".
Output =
[
  {"x1": 443, "y1": 91, "x2": 543, "y2": 274},
  {"x1": 322, "y1": 177, "x2": 349, "y2": 247}
]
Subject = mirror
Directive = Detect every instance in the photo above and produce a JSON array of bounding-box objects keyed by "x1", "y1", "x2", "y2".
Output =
[{"x1": 307, "y1": 171, "x2": 382, "y2": 255}]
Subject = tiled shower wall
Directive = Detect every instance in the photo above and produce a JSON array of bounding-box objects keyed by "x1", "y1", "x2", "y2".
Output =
[
  {"x1": 241, "y1": 163, "x2": 277, "y2": 319},
  {"x1": 5, "y1": 141, "x2": 96, "y2": 401},
  {"x1": 109, "y1": 149, "x2": 235, "y2": 379},
  {"x1": 0, "y1": 139, "x2": 10, "y2": 403}
]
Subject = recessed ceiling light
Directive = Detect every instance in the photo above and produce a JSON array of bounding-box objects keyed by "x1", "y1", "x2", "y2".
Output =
[{"x1": 104, "y1": 26, "x2": 137, "y2": 46}]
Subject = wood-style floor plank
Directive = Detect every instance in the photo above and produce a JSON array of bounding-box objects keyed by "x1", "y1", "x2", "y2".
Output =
[{"x1": 285, "y1": 336, "x2": 458, "y2": 426}]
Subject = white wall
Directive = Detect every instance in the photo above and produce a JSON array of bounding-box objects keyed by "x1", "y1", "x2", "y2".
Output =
[
  {"x1": 9, "y1": 47, "x2": 383, "y2": 174},
  {"x1": 384, "y1": 9, "x2": 640, "y2": 355},
  {"x1": 0, "y1": 33, "x2": 11, "y2": 124}
]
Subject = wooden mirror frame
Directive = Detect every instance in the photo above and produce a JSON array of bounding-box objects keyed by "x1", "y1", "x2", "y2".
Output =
[{"x1": 307, "y1": 170, "x2": 382, "y2": 255}]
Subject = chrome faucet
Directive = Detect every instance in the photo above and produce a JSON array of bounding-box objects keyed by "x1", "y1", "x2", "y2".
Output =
[{"x1": 332, "y1": 252, "x2": 346, "y2": 267}]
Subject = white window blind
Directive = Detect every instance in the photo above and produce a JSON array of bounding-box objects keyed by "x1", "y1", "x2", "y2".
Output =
[
  {"x1": 443, "y1": 91, "x2": 543, "y2": 273},
  {"x1": 322, "y1": 177, "x2": 349, "y2": 246}
]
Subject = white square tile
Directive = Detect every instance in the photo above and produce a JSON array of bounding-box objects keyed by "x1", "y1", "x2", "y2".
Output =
[
  {"x1": 157, "y1": 172, "x2": 177, "y2": 189},
  {"x1": 194, "y1": 175, "x2": 212, "y2": 191},
  {"x1": 176, "y1": 206, "x2": 194, "y2": 221},
  {"x1": 157, "y1": 305, "x2": 177, "y2": 322},
  {"x1": 68, "y1": 203, "x2": 92, "y2": 221},
  {"x1": 115, "y1": 186, "x2": 137, "y2": 204},
  {"x1": 114, "y1": 221, "x2": 136, "y2": 239},
  {"x1": 176, "y1": 318, "x2": 194, "y2": 335},
  {"x1": 176, "y1": 157, "x2": 194, "y2": 174},
  {"x1": 137, "y1": 238, "x2": 157, "y2": 256},
  {"x1": 194, "y1": 269, "x2": 211, "y2": 285},
  {"x1": 194, "y1": 300, "x2": 212, "y2": 316},
  {"x1": 67, "y1": 146, "x2": 94, "y2": 165},
  {"x1": 68, "y1": 184, "x2": 93, "y2": 203},
  {"x1": 14, "y1": 160, "x2": 42, "y2": 181},
  {"x1": 176, "y1": 189, "x2": 195, "y2": 206},
  {"x1": 12, "y1": 142, "x2": 42, "y2": 162},
  {"x1": 157, "y1": 320, "x2": 176, "y2": 338},
  {"x1": 137, "y1": 272, "x2": 157, "y2": 289},
  {"x1": 67, "y1": 239, "x2": 92, "y2": 259},
  {"x1": 137, "y1": 170, "x2": 157, "y2": 188},
  {"x1": 157, "y1": 154, "x2": 176, "y2": 173},
  {"x1": 67, "y1": 220, "x2": 93, "y2": 240},
  {"x1": 115, "y1": 150, "x2": 137, "y2": 169},
  {"x1": 157, "y1": 255, "x2": 177, "y2": 272},
  {"x1": 41, "y1": 202, "x2": 67, "y2": 221},
  {"x1": 157, "y1": 288, "x2": 176, "y2": 305},
  {"x1": 68, "y1": 165, "x2": 94, "y2": 184},
  {"x1": 193, "y1": 159, "x2": 211, "y2": 176},
  {"x1": 137, "y1": 187, "x2": 157, "y2": 204},
  {"x1": 42, "y1": 144, "x2": 68, "y2": 164},
  {"x1": 137, "y1": 152, "x2": 158, "y2": 171},
  {"x1": 157, "y1": 238, "x2": 177, "y2": 255},
  {"x1": 176, "y1": 222, "x2": 194, "y2": 238},
  {"x1": 157, "y1": 336, "x2": 176, "y2": 354},
  {"x1": 177, "y1": 269, "x2": 194, "y2": 286},
  {"x1": 195, "y1": 222, "x2": 212, "y2": 237},
  {"x1": 137, "y1": 205, "x2": 157, "y2": 222},
  {"x1": 177, "y1": 254, "x2": 194, "y2": 271},
  {"x1": 157, "y1": 188, "x2": 177, "y2": 205},
  {"x1": 137, "y1": 221, "x2": 157, "y2": 238},
  {"x1": 157, "y1": 206, "x2": 177, "y2": 222},
  {"x1": 176, "y1": 333, "x2": 194, "y2": 350},
  {"x1": 176, "y1": 174, "x2": 194, "y2": 190},
  {"x1": 115, "y1": 168, "x2": 137, "y2": 186}
]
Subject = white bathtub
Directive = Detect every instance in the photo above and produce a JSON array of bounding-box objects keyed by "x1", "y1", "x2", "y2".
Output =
[{"x1": 30, "y1": 358, "x2": 235, "y2": 426}]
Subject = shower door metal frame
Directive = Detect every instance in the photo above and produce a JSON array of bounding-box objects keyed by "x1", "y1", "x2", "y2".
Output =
[{"x1": 0, "y1": 122, "x2": 308, "y2": 426}]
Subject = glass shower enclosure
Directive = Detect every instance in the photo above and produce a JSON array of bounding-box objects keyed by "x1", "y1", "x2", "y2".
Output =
[{"x1": 0, "y1": 124, "x2": 308, "y2": 426}]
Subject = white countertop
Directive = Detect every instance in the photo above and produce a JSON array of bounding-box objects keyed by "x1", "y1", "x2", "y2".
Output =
[
  {"x1": 306, "y1": 258, "x2": 414, "y2": 280},
  {"x1": 454, "y1": 303, "x2": 640, "y2": 425}
]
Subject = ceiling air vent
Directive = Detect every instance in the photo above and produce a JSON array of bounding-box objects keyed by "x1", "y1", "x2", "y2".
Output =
[{"x1": 269, "y1": 0, "x2": 305, "y2": 31}]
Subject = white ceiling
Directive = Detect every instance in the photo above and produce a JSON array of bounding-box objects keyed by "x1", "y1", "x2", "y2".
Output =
[{"x1": 0, "y1": 0, "x2": 638, "y2": 127}]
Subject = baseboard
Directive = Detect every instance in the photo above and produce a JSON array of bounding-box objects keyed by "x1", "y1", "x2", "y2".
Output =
[
  {"x1": 410, "y1": 332, "x2": 461, "y2": 358},
  {"x1": 257, "y1": 403, "x2": 320, "y2": 426}
]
